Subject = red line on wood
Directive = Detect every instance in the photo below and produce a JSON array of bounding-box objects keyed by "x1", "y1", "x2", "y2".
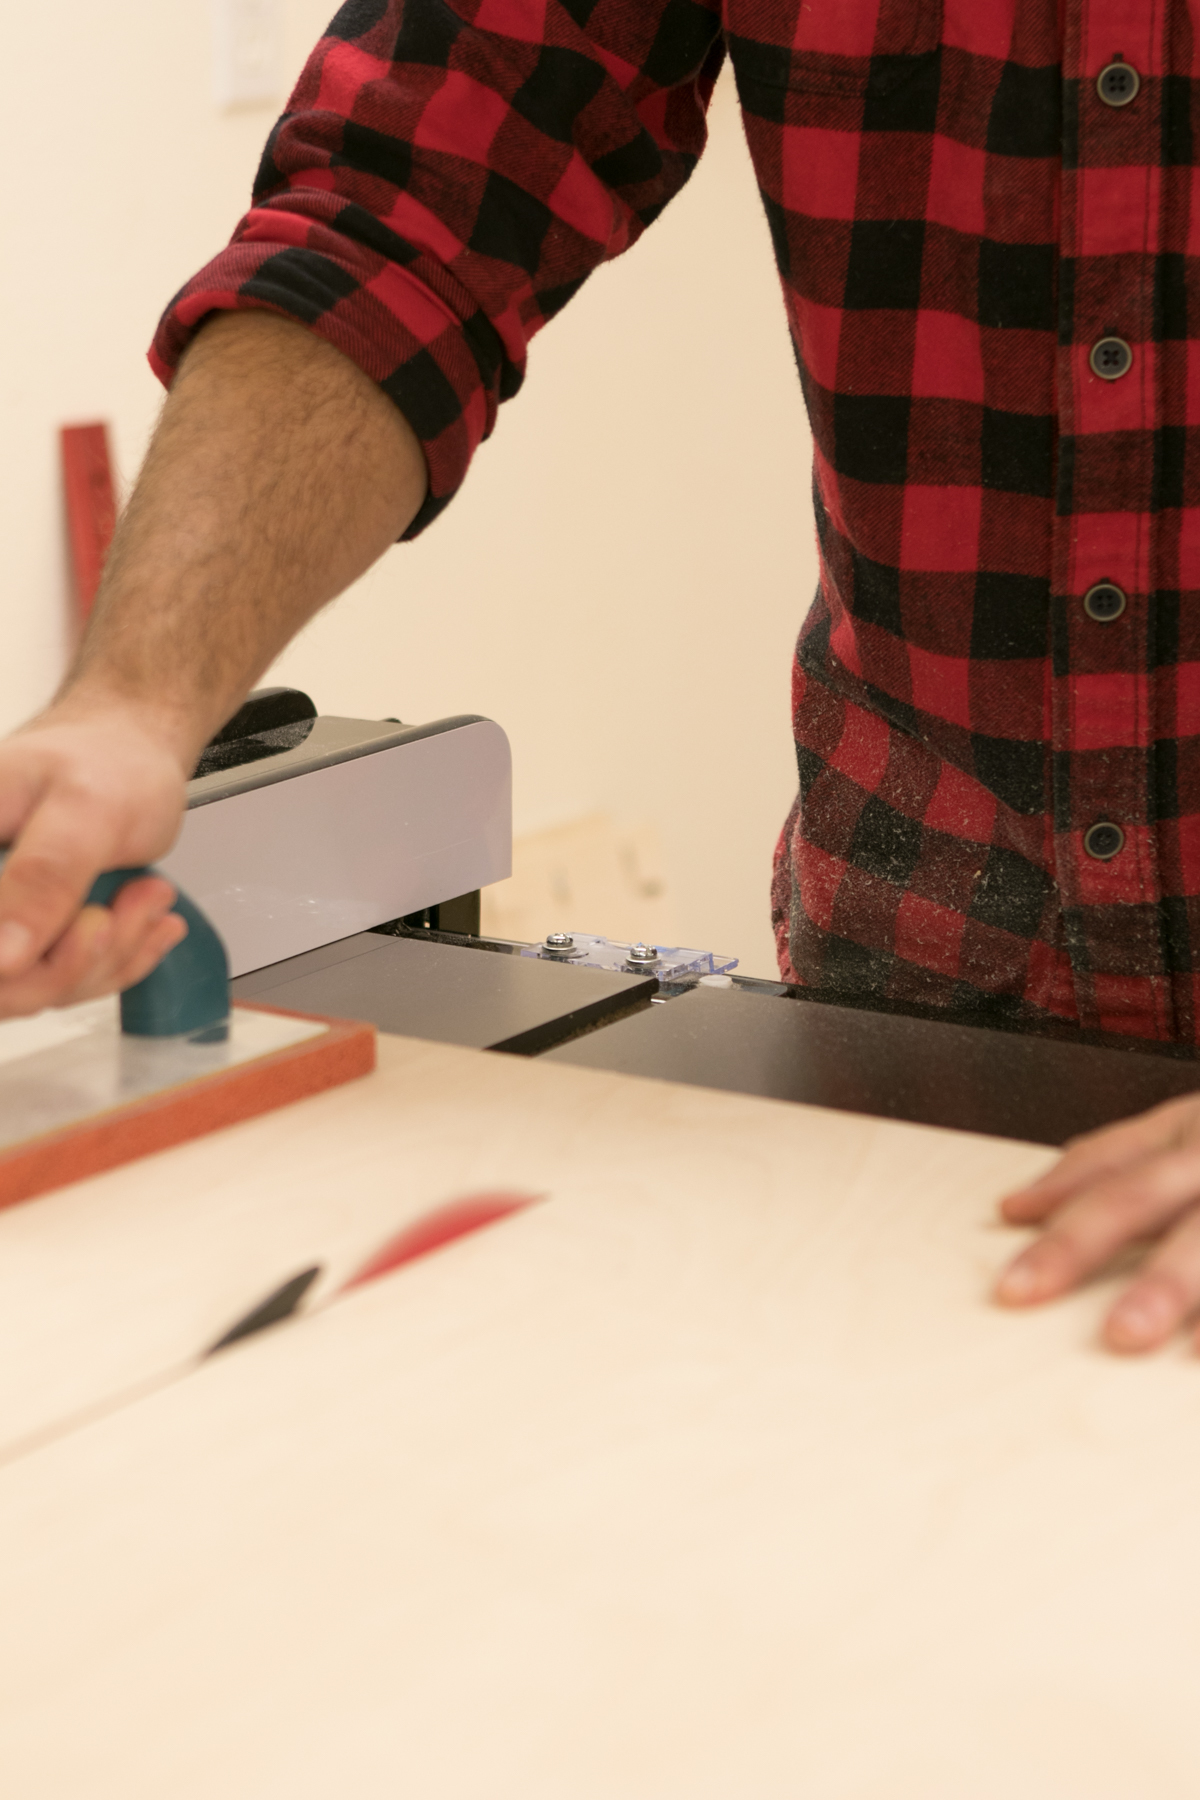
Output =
[
  {"x1": 340, "y1": 1193, "x2": 544, "y2": 1292},
  {"x1": 60, "y1": 422, "x2": 117, "y2": 622}
]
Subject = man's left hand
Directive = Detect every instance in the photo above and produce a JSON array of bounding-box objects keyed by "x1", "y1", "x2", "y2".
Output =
[{"x1": 997, "y1": 1093, "x2": 1200, "y2": 1351}]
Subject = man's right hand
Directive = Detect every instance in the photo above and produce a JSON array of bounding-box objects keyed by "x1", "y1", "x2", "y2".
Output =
[{"x1": 0, "y1": 702, "x2": 190, "y2": 1018}]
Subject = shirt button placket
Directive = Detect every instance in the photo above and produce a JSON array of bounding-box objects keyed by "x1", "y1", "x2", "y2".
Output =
[{"x1": 1055, "y1": 5, "x2": 1165, "y2": 1032}]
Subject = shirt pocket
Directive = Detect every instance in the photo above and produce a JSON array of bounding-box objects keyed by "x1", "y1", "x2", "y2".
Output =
[{"x1": 729, "y1": 0, "x2": 944, "y2": 100}]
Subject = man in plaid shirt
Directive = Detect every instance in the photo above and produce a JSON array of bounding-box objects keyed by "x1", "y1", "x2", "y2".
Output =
[{"x1": 0, "y1": 0, "x2": 1198, "y2": 1346}]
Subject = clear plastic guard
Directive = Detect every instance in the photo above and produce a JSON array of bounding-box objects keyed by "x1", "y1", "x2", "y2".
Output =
[{"x1": 521, "y1": 933, "x2": 738, "y2": 981}]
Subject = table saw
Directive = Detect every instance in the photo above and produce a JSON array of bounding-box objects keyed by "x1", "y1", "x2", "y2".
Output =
[{"x1": 191, "y1": 690, "x2": 1200, "y2": 1149}]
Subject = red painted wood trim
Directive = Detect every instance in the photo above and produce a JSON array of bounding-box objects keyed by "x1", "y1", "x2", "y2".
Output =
[
  {"x1": 0, "y1": 1005, "x2": 376, "y2": 1212},
  {"x1": 60, "y1": 422, "x2": 117, "y2": 621}
]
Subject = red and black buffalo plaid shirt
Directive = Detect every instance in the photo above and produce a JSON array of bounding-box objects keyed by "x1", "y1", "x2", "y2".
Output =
[{"x1": 153, "y1": 0, "x2": 1200, "y2": 1046}]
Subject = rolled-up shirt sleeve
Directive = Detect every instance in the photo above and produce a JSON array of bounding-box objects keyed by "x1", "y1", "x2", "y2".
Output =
[{"x1": 150, "y1": 0, "x2": 725, "y2": 536}]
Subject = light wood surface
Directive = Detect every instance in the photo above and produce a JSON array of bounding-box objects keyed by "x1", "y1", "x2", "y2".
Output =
[
  {"x1": 0, "y1": 1035, "x2": 1195, "y2": 1796},
  {"x1": 0, "y1": 1030, "x2": 536, "y2": 1456}
]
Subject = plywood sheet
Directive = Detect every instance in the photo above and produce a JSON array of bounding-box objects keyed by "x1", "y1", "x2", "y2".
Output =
[
  {"x1": 0, "y1": 1031, "x2": 532, "y2": 1457},
  {"x1": 0, "y1": 1037, "x2": 1195, "y2": 1795}
]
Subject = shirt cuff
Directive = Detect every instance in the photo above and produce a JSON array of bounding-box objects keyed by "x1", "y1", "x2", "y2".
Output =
[{"x1": 149, "y1": 209, "x2": 505, "y2": 539}]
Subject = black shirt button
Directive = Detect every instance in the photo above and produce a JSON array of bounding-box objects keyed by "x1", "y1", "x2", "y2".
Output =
[
  {"x1": 1097, "y1": 60, "x2": 1140, "y2": 106},
  {"x1": 1083, "y1": 582, "x2": 1127, "y2": 622},
  {"x1": 1084, "y1": 821, "x2": 1125, "y2": 861},
  {"x1": 1090, "y1": 336, "x2": 1133, "y2": 380}
]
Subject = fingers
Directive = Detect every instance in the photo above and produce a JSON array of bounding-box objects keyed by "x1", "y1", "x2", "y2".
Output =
[
  {"x1": 83, "y1": 914, "x2": 189, "y2": 1000},
  {"x1": 69, "y1": 878, "x2": 187, "y2": 1000},
  {"x1": 0, "y1": 879, "x2": 186, "y2": 1020},
  {"x1": 0, "y1": 707, "x2": 189, "y2": 1008},
  {"x1": 0, "y1": 788, "x2": 133, "y2": 977},
  {"x1": 1105, "y1": 1202, "x2": 1200, "y2": 1352},
  {"x1": 993, "y1": 1095, "x2": 1200, "y2": 1354},
  {"x1": 998, "y1": 1095, "x2": 1200, "y2": 1224},
  {"x1": 1106, "y1": 1270, "x2": 1192, "y2": 1353},
  {"x1": 0, "y1": 911, "x2": 113, "y2": 1020},
  {"x1": 995, "y1": 1142, "x2": 1200, "y2": 1310}
]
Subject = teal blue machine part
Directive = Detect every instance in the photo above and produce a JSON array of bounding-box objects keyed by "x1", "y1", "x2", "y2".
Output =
[
  {"x1": 85, "y1": 868, "x2": 231, "y2": 1040},
  {"x1": 0, "y1": 851, "x2": 230, "y2": 1043}
]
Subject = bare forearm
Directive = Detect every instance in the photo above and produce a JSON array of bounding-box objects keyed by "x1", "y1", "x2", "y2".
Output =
[
  {"x1": 0, "y1": 311, "x2": 426, "y2": 1000},
  {"x1": 62, "y1": 310, "x2": 427, "y2": 763}
]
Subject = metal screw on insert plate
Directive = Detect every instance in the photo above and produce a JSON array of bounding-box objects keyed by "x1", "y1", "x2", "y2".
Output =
[
  {"x1": 542, "y1": 932, "x2": 578, "y2": 959},
  {"x1": 626, "y1": 943, "x2": 660, "y2": 970}
]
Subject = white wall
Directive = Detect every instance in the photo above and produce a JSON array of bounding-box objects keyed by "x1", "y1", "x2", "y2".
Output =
[{"x1": 0, "y1": 4, "x2": 816, "y2": 978}]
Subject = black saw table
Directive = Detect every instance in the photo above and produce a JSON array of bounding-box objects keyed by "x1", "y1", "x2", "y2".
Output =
[{"x1": 232, "y1": 925, "x2": 1200, "y2": 1147}]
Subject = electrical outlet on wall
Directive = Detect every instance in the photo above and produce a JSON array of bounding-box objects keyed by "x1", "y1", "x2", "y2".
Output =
[{"x1": 212, "y1": 0, "x2": 282, "y2": 109}]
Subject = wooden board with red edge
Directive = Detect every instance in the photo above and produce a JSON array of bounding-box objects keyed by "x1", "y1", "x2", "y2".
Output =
[{"x1": 0, "y1": 1003, "x2": 375, "y2": 1212}]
